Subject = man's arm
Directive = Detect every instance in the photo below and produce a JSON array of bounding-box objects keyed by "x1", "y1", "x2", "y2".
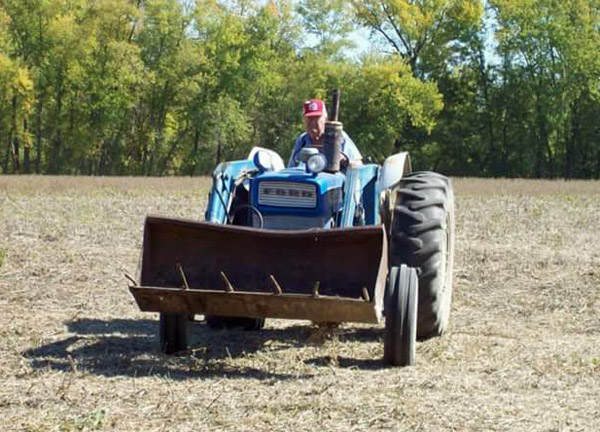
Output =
[
  {"x1": 287, "y1": 134, "x2": 306, "y2": 167},
  {"x1": 341, "y1": 131, "x2": 363, "y2": 167}
]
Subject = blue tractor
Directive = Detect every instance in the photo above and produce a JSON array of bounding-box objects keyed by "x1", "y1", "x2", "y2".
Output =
[{"x1": 129, "y1": 97, "x2": 455, "y2": 367}]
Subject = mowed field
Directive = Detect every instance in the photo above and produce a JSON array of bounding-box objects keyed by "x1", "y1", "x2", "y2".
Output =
[{"x1": 0, "y1": 176, "x2": 599, "y2": 432}]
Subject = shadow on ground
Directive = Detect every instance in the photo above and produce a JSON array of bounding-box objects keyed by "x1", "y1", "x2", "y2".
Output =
[
  {"x1": 304, "y1": 355, "x2": 383, "y2": 370},
  {"x1": 23, "y1": 318, "x2": 385, "y2": 379}
]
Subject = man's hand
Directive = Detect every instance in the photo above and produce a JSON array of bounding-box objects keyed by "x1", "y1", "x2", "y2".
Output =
[{"x1": 340, "y1": 152, "x2": 363, "y2": 169}]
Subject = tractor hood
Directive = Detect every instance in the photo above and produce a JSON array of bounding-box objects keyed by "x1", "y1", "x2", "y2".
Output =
[
  {"x1": 249, "y1": 168, "x2": 345, "y2": 230},
  {"x1": 253, "y1": 167, "x2": 345, "y2": 192}
]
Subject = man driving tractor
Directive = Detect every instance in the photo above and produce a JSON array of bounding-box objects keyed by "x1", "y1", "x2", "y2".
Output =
[{"x1": 288, "y1": 99, "x2": 362, "y2": 168}]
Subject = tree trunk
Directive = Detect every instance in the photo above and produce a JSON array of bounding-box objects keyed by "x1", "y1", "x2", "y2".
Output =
[
  {"x1": 534, "y1": 94, "x2": 547, "y2": 178},
  {"x1": 477, "y1": 45, "x2": 496, "y2": 174},
  {"x1": 216, "y1": 141, "x2": 222, "y2": 166},
  {"x1": 141, "y1": 132, "x2": 149, "y2": 175},
  {"x1": 10, "y1": 96, "x2": 20, "y2": 173},
  {"x1": 546, "y1": 141, "x2": 556, "y2": 179},
  {"x1": 11, "y1": 134, "x2": 20, "y2": 174},
  {"x1": 188, "y1": 128, "x2": 200, "y2": 176},
  {"x1": 564, "y1": 127, "x2": 574, "y2": 180},
  {"x1": 98, "y1": 139, "x2": 108, "y2": 175},
  {"x1": 49, "y1": 72, "x2": 63, "y2": 174},
  {"x1": 501, "y1": 108, "x2": 509, "y2": 174},
  {"x1": 52, "y1": 131, "x2": 62, "y2": 174},
  {"x1": 24, "y1": 147, "x2": 30, "y2": 173},
  {"x1": 23, "y1": 119, "x2": 30, "y2": 173},
  {"x1": 535, "y1": 133, "x2": 544, "y2": 178},
  {"x1": 3, "y1": 134, "x2": 10, "y2": 174},
  {"x1": 215, "y1": 127, "x2": 223, "y2": 166},
  {"x1": 35, "y1": 92, "x2": 43, "y2": 174},
  {"x1": 564, "y1": 100, "x2": 581, "y2": 179}
]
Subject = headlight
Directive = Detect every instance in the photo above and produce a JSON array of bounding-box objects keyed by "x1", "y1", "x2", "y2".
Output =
[{"x1": 306, "y1": 153, "x2": 327, "y2": 173}]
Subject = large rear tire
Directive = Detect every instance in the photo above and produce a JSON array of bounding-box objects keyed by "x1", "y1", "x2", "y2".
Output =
[
  {"x1": 383, "y1": 265, "x2": 418, "y2": 367},
  {"x1": 159, "y1": 312, "x2": 189, "y2": 355},
  {"x1": 389, "y1": 171, "x2": 455, "y2": 340}
]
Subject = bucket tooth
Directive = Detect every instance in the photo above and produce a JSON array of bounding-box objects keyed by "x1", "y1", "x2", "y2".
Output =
[
  {"x1": 220, "y1": 271, "x2": 235, "y2": 293},
  {"x1": 362, "y1": 287, "x2": 370, "y2": 302},
  {"x1": 269, "y1": 274, "x2": 283, "y2": 295},
  {"x1": 124, "y1": 273, "x2": 138, "y2": 286},
  {"x1": 313, "y1": 281, "x2": 320, "y2": 298},
  {"x1": 177, "y1": 263, "x2": 190, "y2": 290}
]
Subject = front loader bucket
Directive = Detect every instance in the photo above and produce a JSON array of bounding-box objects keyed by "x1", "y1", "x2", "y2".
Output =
[{"x1": 130, "y1": 216, "x2": 388, "y2": 324}]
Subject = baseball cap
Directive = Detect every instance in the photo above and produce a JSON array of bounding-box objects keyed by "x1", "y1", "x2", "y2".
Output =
[{"x1": 303, "y1": 99, "x2": 325, "y2": 117}]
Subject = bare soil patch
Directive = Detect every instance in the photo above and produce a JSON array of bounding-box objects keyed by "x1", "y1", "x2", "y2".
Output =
[{"x1": 1, "y1": 176, "x2": 599, "y2": 431}]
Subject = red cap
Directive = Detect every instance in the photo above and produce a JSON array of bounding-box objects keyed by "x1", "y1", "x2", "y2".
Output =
[{"x1": 303, "y1": 99, "x2": 325, "y2": 117}]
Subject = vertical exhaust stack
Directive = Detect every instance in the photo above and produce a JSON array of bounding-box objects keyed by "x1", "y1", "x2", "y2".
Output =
[{"x1": 323, "y1": 89, "x2": 343, "y2": 173}]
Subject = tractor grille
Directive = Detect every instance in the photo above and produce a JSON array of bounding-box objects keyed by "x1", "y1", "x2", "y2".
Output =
[{"x1": 258, "y1": 181, "x2": 317, "y2": 208}]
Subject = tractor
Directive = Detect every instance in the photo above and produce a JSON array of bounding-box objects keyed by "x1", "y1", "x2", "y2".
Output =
[{"x1": 129, "y1": 93, "x2": 455, "y2": 367}]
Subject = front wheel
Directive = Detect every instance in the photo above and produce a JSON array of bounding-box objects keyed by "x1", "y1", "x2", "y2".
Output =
[
  {"x1": 159, "y1": 312, "x2": 189, "y2": 355},
  {"x1": 206, "y1": 185, "x2": 266, "y2": 331},
  {"x1": 383, "y1": 265, "x2": 418, "y2": 367}
]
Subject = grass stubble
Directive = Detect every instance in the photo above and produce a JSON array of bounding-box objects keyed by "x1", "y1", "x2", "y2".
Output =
[{"x1": 0, "y1": 176, "x2": 599, "y2": 431}]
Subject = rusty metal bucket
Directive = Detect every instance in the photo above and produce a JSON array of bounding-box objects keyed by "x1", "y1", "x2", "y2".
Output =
[{"x1": 129, "y1": 216, "x2": 388, "y2": 323}]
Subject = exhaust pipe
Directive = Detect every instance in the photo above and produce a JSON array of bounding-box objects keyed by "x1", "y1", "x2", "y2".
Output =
[{"x1": 324, "y1": 89, "x2": 343, "y2": 173}]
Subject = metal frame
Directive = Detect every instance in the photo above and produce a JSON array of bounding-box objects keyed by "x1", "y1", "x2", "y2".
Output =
[{"x1": 130, "y1": 286, "x2": 381, "y2": 324}]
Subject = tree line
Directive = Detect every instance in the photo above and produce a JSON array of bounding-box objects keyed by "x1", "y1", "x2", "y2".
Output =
[{"x1": 1, "y1": 0, "x2": 599, "y2": 178}]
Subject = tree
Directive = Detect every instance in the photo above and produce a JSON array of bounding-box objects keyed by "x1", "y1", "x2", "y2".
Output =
[
  {"x1": 296, "y1": 0, "x2": 355, "y2": 58},
  {"x1": 79, "y1": 0, "x2": 143, "y2": 174},
  {"x1": 353, "y1": 0, "x2": 483, "y2": 76},
  {"x1": 134, "y1": 0, "x2": 193, "y2": 174},
  {"x1": 0, "y1": 5, "x2": 33, "y2": 174},
  {"x1": 341, "y1": 56, "x2": 443, "y2": 162},
  {"x1": 491, "y1": 0, "x2": 600, "y2": 177}
]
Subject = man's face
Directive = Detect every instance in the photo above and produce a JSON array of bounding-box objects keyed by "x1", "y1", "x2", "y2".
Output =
[{"x1": 304, "y1": 114, "x2": 326, "y2": 143}]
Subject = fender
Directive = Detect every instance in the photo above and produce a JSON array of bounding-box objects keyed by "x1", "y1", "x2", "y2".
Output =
[
  {"x1": 247, "y1": 147, "x2": 285, "y2": 172},
  {"x1": 377, "y1": 152, "x2": 412, "y2": 229},
  {"x1": 378, "y1": 151, "x2": 412, "y2": 191}
]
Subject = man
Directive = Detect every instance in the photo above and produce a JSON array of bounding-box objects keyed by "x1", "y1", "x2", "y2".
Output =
[{"x1": 288, "y1": 99, "x2": 362, "y2": 168}]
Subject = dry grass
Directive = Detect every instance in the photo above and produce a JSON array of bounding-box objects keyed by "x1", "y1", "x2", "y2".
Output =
[{"x1": 1, "y1": 175, "x2": 599, "y2": 431}]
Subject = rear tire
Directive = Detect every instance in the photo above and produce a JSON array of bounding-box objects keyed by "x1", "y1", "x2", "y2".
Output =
[
  {"x1": 389, "y1": 171, "x2": 455, "y2": 340},
  {"x1": 159, "y1": 312, "x2": 189, "y2": 354},
  {"x1": 383, "y1": 265, "x2": 418, "y2": 367}
]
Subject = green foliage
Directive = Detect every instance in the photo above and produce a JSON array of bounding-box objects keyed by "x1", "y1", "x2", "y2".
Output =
[
  {"x1": 59, "y1": 409, "x2": 106, "y2": 431},
  {"x1": 353, "y1": 0, "x2": 484, "y2": 74},
  {"x1": 488, "y1": 0, "x2": 600, "y2": 177},
  {"x1": 0, "y1": 0, "x2": 599, "y2": 178},
  {"x1": 0, "y1": 49, "x2": 34, "y2": 174},
  {"x1": 342, "y1": 57, "x2": 443, "y2": 160},
  {"x1": 296, "y1": 0, "x2": 355, "y2": 58}
]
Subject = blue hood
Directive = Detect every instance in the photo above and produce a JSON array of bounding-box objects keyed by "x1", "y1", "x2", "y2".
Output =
[{"x1": 254, "y1": 168, "x2": 345, "y2": 192}]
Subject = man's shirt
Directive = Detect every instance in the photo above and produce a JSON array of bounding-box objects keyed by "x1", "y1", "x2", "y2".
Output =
[{"x1": 287, "y1": 131, "x2": 362, "y2": 167}]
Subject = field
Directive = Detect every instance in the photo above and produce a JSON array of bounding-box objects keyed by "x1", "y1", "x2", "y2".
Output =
[{"x1": 1, "y1": 176, "x2": 599, "y2": 431}]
